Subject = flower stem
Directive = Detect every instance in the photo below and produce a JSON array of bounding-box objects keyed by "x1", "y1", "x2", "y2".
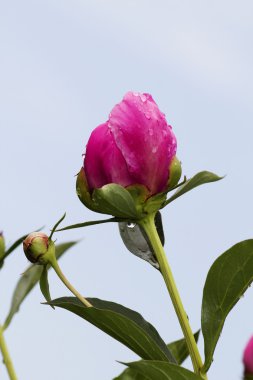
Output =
[
  {"x1": 0, "y1": 325, "x2": 18, "y2": 380},
  {"x1": 139, "y1": 213, "x2": 207, "y2": 379},
  {"x1": 49, "y1": 257, "x2": 92, "y2": 308}
]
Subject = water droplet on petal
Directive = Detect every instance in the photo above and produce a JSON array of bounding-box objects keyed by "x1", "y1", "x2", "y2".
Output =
[
  {"x1": 140, "y1": 94, "x2": 147, "y2": 102},
  {"x1": 152, "y1": 146, "x2": 158, "y2": 153}
]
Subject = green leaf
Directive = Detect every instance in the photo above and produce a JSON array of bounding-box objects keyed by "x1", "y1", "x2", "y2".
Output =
[
  {"x1": 122, "y1": 360, "x2": 203, "y2": 380},
  {"x1": 3, "y1": 241, "x2": 77, "y2": 329},
  {"x1": 201, "y1": 239, "x2": 253, "y2": 371},
  {"x1": 56, "y1": 217, "x2": 119, "y2": 232},
  {"x1": 114, "y1": 368, "x2": 145, "y2": 380},
  {"x1": 49, "y1": 212, "x2": 66, "y2": 239},
  {"x1": 48, "y1": 297, "x2": 176, "y2": 363},
  {"x1": 39, "y1": 266, "x2": 54, "y2": 307},
  {"x1": 163, "y1": 171, "x2": 223, "y2": 207},
  {"x1": 115, "y1": 332, "x2": 200, "y2": 379},
  {"x1": 93, "y1": 184, "x2": 139, "y2": 218}
]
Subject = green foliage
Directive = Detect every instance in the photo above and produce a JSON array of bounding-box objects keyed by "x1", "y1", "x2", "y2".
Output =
[
  {"x1": 118, "y1": 361, "x2": 203, "y2": 380},
  {"x1": 48, "y1": 297, "x2": 176, "y2": 362},
  {"x1": 39, "y1": 266, "x2": 53, "y2": 307},
  {"x1": 4, "y1": 242, "x2": 76, "y2": 329},
  {"x1": 114, "y1": 368, "x2": 145, "y2": 380},
  {"x1": 56, "y1": 217, "x2": 119, "y2": 232},
  {"x1": 115, "y1": 332, "x2": 200, "y2": 379},
  {"x1": 201, "y1": 239, "x2": 253, "y2": 371},
  {"x1": 163, "y1": 171, "x2": 223, "y2": 207}
]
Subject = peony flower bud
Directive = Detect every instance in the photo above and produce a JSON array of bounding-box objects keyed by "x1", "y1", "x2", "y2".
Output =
[
  {"x1": 77, "y1": 92, "x2": 180, "y2": 218},
  {"x1": 23, "y1": 232, "x2": 55, "y2": 265},
  {"x1": 243, "y1": 337, "x2": 253, "y2": 378},
  {"x1": 0, "y1": 232, "x2": 5, "y2": 260}
]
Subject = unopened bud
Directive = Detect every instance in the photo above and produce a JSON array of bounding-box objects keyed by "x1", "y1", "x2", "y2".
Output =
[
  {"x1": 167, "y1": 156, "x2": 182, "y2": 190},
  {"x1": 0, "y1": 232, "x2": 5, "y2": 260},
  {"x1": 23, "y1": 232, "x2": 55, "y2": 265}
]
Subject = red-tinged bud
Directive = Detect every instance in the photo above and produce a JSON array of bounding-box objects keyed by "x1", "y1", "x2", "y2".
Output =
[{"x1": 23, "y1": 232, "x2": 55, "y2": 265}]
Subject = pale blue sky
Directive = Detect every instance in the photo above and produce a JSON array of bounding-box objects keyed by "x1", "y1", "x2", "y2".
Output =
[{"x1": 1, "y1": 1, "x2": 253, "y2": 379}]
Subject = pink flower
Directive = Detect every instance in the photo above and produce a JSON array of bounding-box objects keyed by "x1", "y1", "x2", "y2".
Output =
[
  {"x1": 84, "y1": 92, "x2": 177, "y2": 196},
  {"x1": 243, "y1": 336, "x2": 253, "y2": 375}
]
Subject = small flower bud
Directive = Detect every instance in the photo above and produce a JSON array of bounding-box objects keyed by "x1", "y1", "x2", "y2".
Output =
[
  {"x1": 243, "y1": 336, "x2": 253, "y2": 378},
  {"x1": 23, "y1": 232, "x2": 55, "y2": 265},
  {"x1": 0, "y1": 232, "x2": 5, "y2": 260}
]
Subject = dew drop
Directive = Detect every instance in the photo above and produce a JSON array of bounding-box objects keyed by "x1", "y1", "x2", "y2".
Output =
[
  {"x1": 127, "y1": 222, "x2": 136, "y2": 229},
  {"x1": 140, "y1": 94, "x2": 147, "y2": 102},
  {"x1": 152, "y1": 146, "x2": 158, "y2": 153}
]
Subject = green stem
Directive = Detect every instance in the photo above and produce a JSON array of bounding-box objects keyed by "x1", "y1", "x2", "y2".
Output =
[
  {"x1": 139, "y1": 213, "x2": 207, "y2": 379},
  {"x1": 0, "y1": 325, "x2": 18, "y2": 380},
  {"x1": 49, "y1": 257, "x2": 92, "y2": 308}
]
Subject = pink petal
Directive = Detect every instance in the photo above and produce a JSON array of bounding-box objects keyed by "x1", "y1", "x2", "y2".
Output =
[
  {"x1": 84, "y1": 122, "x2": 133, "y2": 191},
  {"x1": 243, "y1": 336, "x2": 253, "y2": 374},
  {"x1": 108, "y1": 91, "x2": 177, "y2": 194}
]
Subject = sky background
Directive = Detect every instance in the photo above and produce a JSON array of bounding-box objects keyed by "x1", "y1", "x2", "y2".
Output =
[{"x1": 1, "y1": 1, "x2": 253, "y2": 379}]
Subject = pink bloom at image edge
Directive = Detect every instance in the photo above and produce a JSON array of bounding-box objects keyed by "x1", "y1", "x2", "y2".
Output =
[
  {"x1": 84, "y1": 92, "x2": 177, "y2": 195},
  {"x1": 243, "y1": 336, "x2": 253, "y2": 374}
]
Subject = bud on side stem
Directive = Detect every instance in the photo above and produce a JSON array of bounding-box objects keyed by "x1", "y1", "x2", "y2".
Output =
[{"x1": 23, "y1": 232, "x2": 55, "y2": 265}]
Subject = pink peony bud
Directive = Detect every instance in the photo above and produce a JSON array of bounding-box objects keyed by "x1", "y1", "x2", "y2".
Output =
[
  {"x1": 84, "y1": 92, "x2": 177, "y2": 195},
  {"x1": 243, "y1": 336, "x2": 253, "y2": 376}
]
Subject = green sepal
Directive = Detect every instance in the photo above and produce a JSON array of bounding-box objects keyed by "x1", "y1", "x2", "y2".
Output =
[
  {"x1": 92, "y1": 184, "x2": 141, "y2": 218},
  {"x1": 76, "y1": 168, "x2": 98, "y2": 212},
  {"x1": 167, "y1": 156, "x2": 182, "y2": 190},
  {"x1": 126, "y1": 184, "x2": 150, "y2": 200},
  {"x1": 126, "y1": 184, "x2": 150, "y2": 214},
  {"x1": 144, "y1": 192, "x2": 167, "y2": 214},
  {"x1": 76, "y1": 168, "x2": 146, "y2": 218},
  {"x1": 39, "y1": 266, "x2": 54, "y2": 308}
]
